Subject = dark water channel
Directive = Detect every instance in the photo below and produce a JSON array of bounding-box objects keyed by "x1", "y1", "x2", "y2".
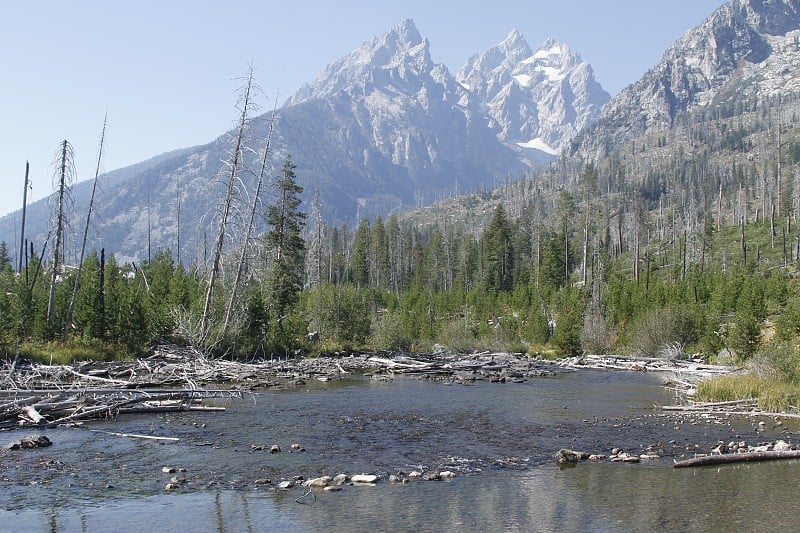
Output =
[{"x1": 2, "y1": 370, "x2": 798, "y2": 532}]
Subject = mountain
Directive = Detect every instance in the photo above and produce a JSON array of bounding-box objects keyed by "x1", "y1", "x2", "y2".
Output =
[
  {"x1": 0, "y1": 19, "x2": 609, "y2": 264},
  {"x1": 276, "y1": 18, "x2": 528, "y2": 220},
  {"x1": 571, "y1": 0, "x2": 800, "y2": 158},
  {"x1": 457, "y1": 31, "x2": 610, "y2": 159}
]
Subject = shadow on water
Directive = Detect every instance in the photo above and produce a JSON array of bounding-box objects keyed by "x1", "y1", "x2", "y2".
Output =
[{"x1": 1, "y1": 370, "x2": 797, "y2": 531}]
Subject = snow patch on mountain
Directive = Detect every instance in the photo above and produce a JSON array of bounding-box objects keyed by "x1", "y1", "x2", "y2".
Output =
[
  {"x1": 457, "y1": 32, "x2": 610, "y2": 155},
  {"x1": 517, "y1": 138, "x2": 558, "y2": 155}
]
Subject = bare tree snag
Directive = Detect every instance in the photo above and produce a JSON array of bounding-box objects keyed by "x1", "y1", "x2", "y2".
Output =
[
  {"x1": 221, "y1": 99, "x2": 278, "y2": 339},
  {"x1": 64, "y1": 112, "x2": 108, "y2": 340},
  {"x1": 47, "y1": 140, "x2": 74, "y2": 324},
  {"x1": 200, "y1": 66, "x2": 255, "y2": 346},
  {"x1": 18, "y1": 161, "x2": 30, "y2": 273}
]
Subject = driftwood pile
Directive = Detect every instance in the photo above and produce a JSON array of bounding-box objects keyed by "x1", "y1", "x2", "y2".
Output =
[
  {"x1": 556, "y1": 354, "x2": 733, "y2": 377},
  {"x1": 0, "y1": 347, "x2": 561, "y2": 432},
  {"x1": 0, "y1": 389, "x2": 228, "y2": 431},
  {"x1": 367, "y1": 351, "x2": 557, "y2": 382},
  {"x1": 661, "y1": 398, "x2": 800, "y2": 419}
]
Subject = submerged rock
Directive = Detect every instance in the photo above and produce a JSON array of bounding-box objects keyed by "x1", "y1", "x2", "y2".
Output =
[
  {"x1": 554, "y1": 449, "x2": 589, "y2": 466},
  {"x1": 774, "y1": 440, "x2": 792, "y2": 452},
  {"x1": 4, "y1": 434, "x2": 52, "y2": 450}
]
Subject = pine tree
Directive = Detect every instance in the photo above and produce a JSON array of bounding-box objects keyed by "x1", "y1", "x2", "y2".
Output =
[
  {"x1": 265, "y1": 156, "x2": 306, "y2": 343},
  {"x1": 482, "y1": 204, "x2": 514, "y2": 292},
  {"x1": 350, "y1": 220, "x2": 370, "y2": 288},
  {"x1": 0, "y1": 242, "x2": 10, "y2": 271}
]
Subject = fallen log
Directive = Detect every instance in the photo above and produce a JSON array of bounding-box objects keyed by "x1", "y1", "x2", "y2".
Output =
[
  {"x1": 674, "y1": 450, "x2": 800, "y2": 468},
  {"x1": 20, "y1": 405, "x2": 45, "y2": 424},
  {"x1": 87, "y1": 429, "x2": 180, "y2": 441}
]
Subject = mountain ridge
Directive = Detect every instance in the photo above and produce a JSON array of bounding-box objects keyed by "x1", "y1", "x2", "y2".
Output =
[
  {"x1": 570, "y1": 0, "x2": 800, "y2": 158},
  {"x1": 458, "y1": 31, "x2": 610, "y2": 156}
]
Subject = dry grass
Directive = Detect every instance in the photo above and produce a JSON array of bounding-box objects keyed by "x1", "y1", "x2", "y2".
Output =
[
  {"x1": 696, "y1": 374, "x2": 799, "y2": 412},
  {"x1": 20, "y1": 339, "x2": 132, "y2": 365},
  {"x1": 696, "y1": 374, "x2": 766, "y2": 402}
]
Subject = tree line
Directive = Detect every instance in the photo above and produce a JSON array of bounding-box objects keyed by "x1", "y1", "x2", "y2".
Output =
[
  {"x1": 3, "y1": 76, "x2": 800, "y2": 363},
  {"x1": 2, "y1": 161, "x2": 798, "y2": 363}
]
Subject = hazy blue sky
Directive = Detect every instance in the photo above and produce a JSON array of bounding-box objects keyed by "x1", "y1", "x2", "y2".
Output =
[{"x1": 0, "y1": 0, "x2": 725, "y2": 218}]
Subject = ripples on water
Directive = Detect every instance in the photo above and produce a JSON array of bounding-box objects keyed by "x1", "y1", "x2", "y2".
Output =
[{"x1": 1, "y1": 370, "x2": 797, "y2": 531}]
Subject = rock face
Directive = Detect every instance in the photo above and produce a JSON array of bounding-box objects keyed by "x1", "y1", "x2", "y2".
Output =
[
  {"x1": 280, "y1": 19, "x2": 529, "y2": 221},
  {"x1": 572, "y1": 0, "x2": 800, "y2": 157},
  {"x1": 457, "y1": 32, "x2": 610, "y2": 158}
]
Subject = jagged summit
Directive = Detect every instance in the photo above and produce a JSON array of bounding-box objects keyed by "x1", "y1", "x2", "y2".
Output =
[
  {"x1": 458, "y1": 33, "x2": 610, "y2": 156},
  {"x1": 279, "y1": 17, "x2": 526, "y2": 222},
  {"x1": 286, "y1": 18, "x2": 431, "y2": 106},
  {"x1": 384, "y1": 17, "x2": 424, "y2": 48}
]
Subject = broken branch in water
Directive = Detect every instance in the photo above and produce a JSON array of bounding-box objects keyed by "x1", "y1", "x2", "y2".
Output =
[
  {"x1": 86, "y1": 429, "x2": 180, "y2": 442},
  {"x1": 0, "y1": 390, "x2": 230, "y2": 430},
  {"x1": 295, "y1": 488, "x2": 316, "y2": 504},
  {"x1": 674, "y1": 450, "x2": 800, "y2": 468}
]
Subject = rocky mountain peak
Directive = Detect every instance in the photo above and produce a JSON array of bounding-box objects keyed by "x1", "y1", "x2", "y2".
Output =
[
  {"x1": 286, "y1": 18, "x2": 433, "y2": 106},
  {"x1": 733, "y1": 0, "x2": 800, "y2": 35},
  {"x1": 458, "y1": 32, "x2": 609, "y2": 157},
  {"x1": 571, "y1": 0, "x2": 800, "y2": 158},
  {"x1": 382, "y1": 17, "x2": 424, "y2": 50}
]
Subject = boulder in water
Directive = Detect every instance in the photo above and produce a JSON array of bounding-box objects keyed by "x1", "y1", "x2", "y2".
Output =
[
  {"x1": 351, "y1": 474, "x2": 379, "y2": 484},
  {"x1": 4, "y1": 434, "x2": 52, "y2": 450}
]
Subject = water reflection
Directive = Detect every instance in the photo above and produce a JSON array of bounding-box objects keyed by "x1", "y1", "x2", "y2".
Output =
[
  {"x1": 7, "y1": 460, "x2": 797, "y2": 532},
  {"x1": 2, "y1": 370, "x2": 797, "y2": 531}
]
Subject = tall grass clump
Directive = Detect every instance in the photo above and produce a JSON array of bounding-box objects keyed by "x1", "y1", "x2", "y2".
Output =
[{"x1": 696, "y1": 342, "x2": 800, "y2": 411}]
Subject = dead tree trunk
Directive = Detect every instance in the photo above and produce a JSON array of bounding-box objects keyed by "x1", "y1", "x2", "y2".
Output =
[
  {"x1": 47, "y1": 140, "x2": 74, "y2": 324},
  {"x1": 221, "y1": 102, "x2": 277, "y2": 339},
  {"x1": 741, "y1": 218, "x2": 747, "y2": 265},
  {"x1": 199, "y1": 67, "x2": 255, "y2": 346},
  {"x1": 674, "y1": 450, "x2": 800, "y2": 468},
  {"x1": 18, "y1": 162, "x2": 30, "y2": 273},
  {"x1": 64, "y1": 114, "x2": 108, "y2": 340}
]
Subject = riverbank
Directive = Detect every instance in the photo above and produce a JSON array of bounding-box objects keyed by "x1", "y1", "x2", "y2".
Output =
[
  {"x1": 0, "y1": 346, "x2": 774, "y2": 432},
  {"x1": 2, "y1": 356, "x2": 798, "y2": 530}
]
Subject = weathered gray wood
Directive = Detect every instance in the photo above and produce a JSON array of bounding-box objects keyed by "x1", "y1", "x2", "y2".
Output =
[{"x1": 674, "y1": 450, "x2": 800, "y2": 468}]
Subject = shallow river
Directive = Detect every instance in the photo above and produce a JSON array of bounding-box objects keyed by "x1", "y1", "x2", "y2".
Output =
[{"x1": 1, "y1": 369, "x2": 797, "y2": 532}]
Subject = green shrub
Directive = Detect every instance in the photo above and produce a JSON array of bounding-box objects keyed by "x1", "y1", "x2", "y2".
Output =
[{"x1": 370, "y1": 311, "x2": 413, "y2": 351}]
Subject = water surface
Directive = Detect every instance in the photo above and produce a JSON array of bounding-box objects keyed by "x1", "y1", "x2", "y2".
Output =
[{"x1": 1, "y1": 370, "x2": 795, "y2": 531}]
